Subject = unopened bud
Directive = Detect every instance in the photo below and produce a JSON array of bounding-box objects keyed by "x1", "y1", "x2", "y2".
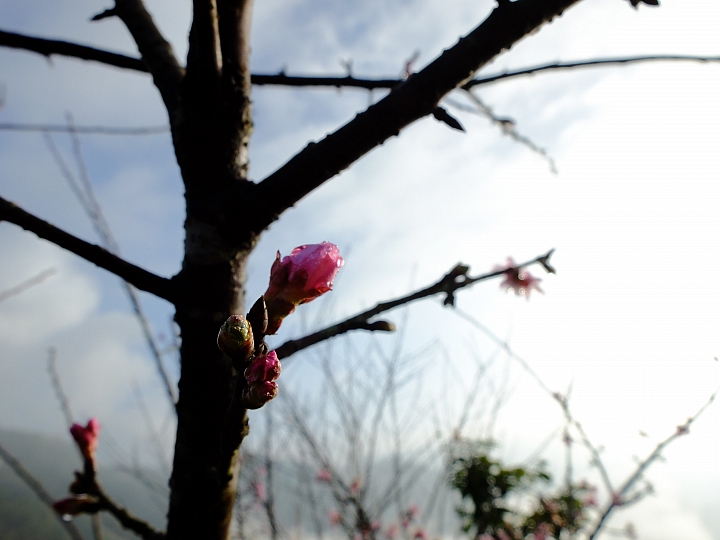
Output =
[
  {"x1": 52, "y1": 494, "x2": 100, "y2": 516},
  {"x1": 264, "y1": 242, "x2": 343, "y2": 334},
  {"x1": 244, "y1": 351, "x2": 281, "y2": 384},
  {"x1": 244, "y1": 381, "x2": 279, "y2": 409},
  {"x1": 218, "y1": 315, "x2": 255, "y2": 364},
  {"x1": 70, "y1": 418, "x2": 100, "y2": 464}
]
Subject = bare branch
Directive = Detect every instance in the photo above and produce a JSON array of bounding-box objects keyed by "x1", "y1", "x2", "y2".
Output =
[
  {"x1": 465, "y1": 54, "x2": 720, "y2": 88},
  {"x1": 0, "y1": 195, "x2": 175, "y2": 302},
  {"x1": 96, "y1": 489, "x2": 166, "y2": 540},
  {"x1": 275, "y1": 250, "x2": 554, "y2": 360},
  {"x1": 186, "y1": 0, "x2": 222, "y2": 83},
  {"x1": 587, "y1": 387, "x2": 717, "y2": 539},
  {"x1": 446, "y1": 90, "x2": 557, "y2": 173},
  {"x1": 0, "y1": 123, "x2": 168, "y2": 135},
  {"x1": 108, "y1": 0, "x2": 185, "y2": 121},
  {"x1": 0, "y1": 267, "x2": 56, "y2": 304},
  {"x1": 0, "y1": 440, "x2": 86, "y2": 540},
  {"x1": 47, "y1": 347, "x2": 75, "y2": 427},
  {"x1": 0, "y1": 29, "x2": 148, "y2": 72},
  {"x1": 2, "y1": 26, "x2": 716, "y2": 94},
  {"x1": 46, "y1": 118, "x2": 178, "y2": 408},
  {"x1": 244, "y1": 0, "x2": 584, "y2": 235}
]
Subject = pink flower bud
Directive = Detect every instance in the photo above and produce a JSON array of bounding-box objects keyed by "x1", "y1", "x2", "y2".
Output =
[
  {"x1": 52, "y1": 494, "x2": 100, "y2": 516},
  {"x1": 244, "y1": 351, "x2": 281, "y2": 384},
  {"x1": 264, "y1": 242, "x2": 344, "y2": 334},
  {"x1": 217, "y1": 314, "x2": 255, "y2": 363},
  {"x1": 245, "y1": 381, "x2": 279, "y2": 409},
  {"x1": 70, "y1": 418, "x2": 100, "y2": 462}
]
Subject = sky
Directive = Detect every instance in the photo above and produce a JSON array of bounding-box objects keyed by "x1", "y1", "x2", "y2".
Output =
[{"x1": 1, "y1": 0, "x2": 720, "y2": 538}]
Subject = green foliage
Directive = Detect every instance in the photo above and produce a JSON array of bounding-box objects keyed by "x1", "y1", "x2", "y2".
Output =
[{"x1": 447, "y1": 438, "x2": 591, "y2": 540}]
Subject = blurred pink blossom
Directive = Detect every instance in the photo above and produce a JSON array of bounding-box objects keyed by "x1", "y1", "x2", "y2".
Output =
[
  {"x1": 264, "y1": 242, "x2": 344, "y2": 334},
  {"x1": 254, "y1": 481, "x2": 266, "y2": 501},
  {"x1": 533, "y1": 522, "x2": 550, "y2": 540},
  {"x1": 328, "y1": 510, "x2": 342, "y2": 526},
  {"x1": 407, "y1": 504, "x2": 419, "y2": 518},
  {"x1": 384, "y1": 524, "x2": 399, "y2": 539},
  {"x1": 413, "y1": 529, "x2": 428, "y2": 540},
  {"x1": 315, "y1": 469, "x2": 332, "y2": 483},
  {"x1": 70, "y1": 418, "x2": 100, "y2": 463},
  {"x1": 493, "y1": 258, "x2": 543, "y2": 300},
  {"x1": 350, "y1": 478, "x2": 361, "y2": 495}
]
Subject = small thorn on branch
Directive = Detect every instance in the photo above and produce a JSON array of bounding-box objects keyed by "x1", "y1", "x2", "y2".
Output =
[
  {"x1": 90, "y1": 8, "x2": 118, "y2": 21},
  {"x1": 432, "y1": 107, "x2": 465, "y2": 132}
]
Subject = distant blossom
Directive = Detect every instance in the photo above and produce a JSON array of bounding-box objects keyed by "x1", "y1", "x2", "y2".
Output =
[
  {"x1": 493, "y1": 257, "x2": 543, "y2": 300},
  {"x1": 315, "y1": 469, "x2": 332, "y2": 483},
  {"x1": 328, "y1": 510, "x2": 342, "y2": 526}
]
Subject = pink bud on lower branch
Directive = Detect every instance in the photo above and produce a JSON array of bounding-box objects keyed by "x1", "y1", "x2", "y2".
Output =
[
  {"x1": 217, "y1": 314, "x2": 255, "y2": 364},
  {"x1": 264, "y1": 242, "x2": 344, "y2": 334},
  {"x1": 52, "y1": 494, "x2": 100, "y2": 516},
  {"x1": 70, "y1": 418, "x2": 100, "y2": 463}
]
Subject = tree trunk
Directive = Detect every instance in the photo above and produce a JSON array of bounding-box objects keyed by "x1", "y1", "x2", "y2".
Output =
[{"x1": 165, "y1": 2, "x2": 256, "y2": 536}]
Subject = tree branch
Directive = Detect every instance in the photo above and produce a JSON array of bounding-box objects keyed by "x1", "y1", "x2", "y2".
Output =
[
  {"x1": 0, "y1": 440, "x2": 85, "y2": 540},
  {"x1": 0, "y1": 122, "x2": 168, "y2": 135},
  {"x1": 107, "y1": 0, "x2": 185, "y2": 122},
  {"x1": 275, "y1": 249, "x2": 554, "y2": 360},
  {"x1": 250, "y1": 54, "x2": 720, "y2": 90},
  {"x1": 464, "y1": 54, "x2": 720, "y2": 88},
  {"x1": 0, "y1": 195, "x2": 175, "y2": 302},
  {"x1": 3, "y1": 26, "x2": 715, "y2": 94},
  {"x1": 587, "y1": 387, "x2": 718, "y2": 540},
  {"x1": 96, "y1": 489, "x2": 165, "y2": 540},
  {"x1": 0, "y1": 267, "x2": 56, "y2": 303},
  {"x1": 0, "y1": 29, "x2": 148, "y2": 72},
  {"x1": 242, "y1": 0, "x2": 583, "y2": 236}
]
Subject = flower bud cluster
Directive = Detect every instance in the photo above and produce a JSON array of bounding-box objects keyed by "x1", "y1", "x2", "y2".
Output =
[
  {"x1": 243, "y1": 351, "x2": 281, "y2": 409},
  {"x1": 217, "y1": 242, "x2": 343, "y2": 409}
]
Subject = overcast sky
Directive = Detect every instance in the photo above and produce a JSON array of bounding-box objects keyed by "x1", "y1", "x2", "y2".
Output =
[{"x1": 1, "y1": 0, "x2": 720, "y2": 538}]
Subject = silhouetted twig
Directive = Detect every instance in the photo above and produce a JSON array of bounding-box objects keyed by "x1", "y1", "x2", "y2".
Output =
[
  {"x1": 0, "y1": 267, "x2": 56, "y2": 304},
  {"x1": 0, "y1": 440, "x2": 85, "y2": 540},
  {"x1": 276, "y1": 249, "x2": 555, "y2": 360}
]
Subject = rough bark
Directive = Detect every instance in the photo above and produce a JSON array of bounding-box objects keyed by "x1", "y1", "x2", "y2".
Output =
[{"x1": 165, "y1": 0, "x2": 256, "y2": 538}]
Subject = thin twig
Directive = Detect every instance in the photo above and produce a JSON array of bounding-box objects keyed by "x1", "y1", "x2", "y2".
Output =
[
  {"x1": 0, "y1": 267, "x2": 56, "y2": 304},
  {"x1": 54, "y1": 117, "x2": 178, "y2": 407},
  {"x1": 263, "y1": 412, "x2": 280, "y2": 540},
  {"x1": 0, "y1": 123, "x2": 169, "y2": 135},
  {"x1": 47, "y1": 347, "x2": 75, "y2": 427},
  {"x1": 0, "y1": 440, "x2": 85, "y2": 540},
  {"x1": 587, "y1": 387, "x2": 718, "y2": 539},
  {"x1": 457, "y1": 90, "x2": 557, "y2": 173}
]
